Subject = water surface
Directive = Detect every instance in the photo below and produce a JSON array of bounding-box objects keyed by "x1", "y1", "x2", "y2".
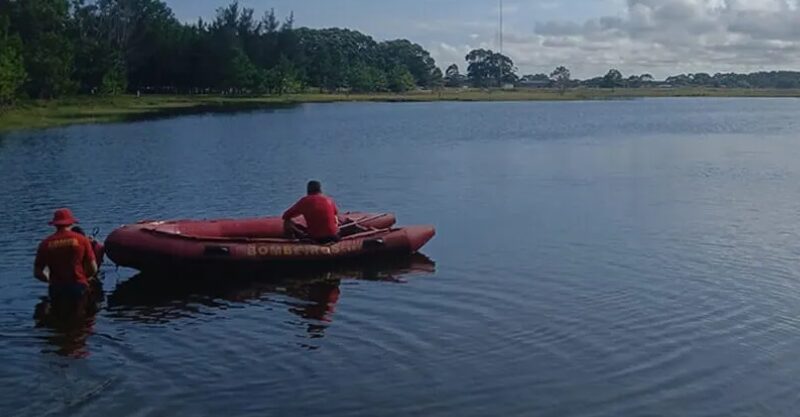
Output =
[{"x1": 3, "y1": 98, "x2": 800, "y2": 416}]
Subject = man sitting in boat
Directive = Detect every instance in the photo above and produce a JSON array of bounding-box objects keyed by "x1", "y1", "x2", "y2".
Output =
[
  {"x1": 33, "y1": 208, "x2": 98, "y2": 303},
  {"x1": 283, "y1": 180, "x2": 340, "y2": 244}
]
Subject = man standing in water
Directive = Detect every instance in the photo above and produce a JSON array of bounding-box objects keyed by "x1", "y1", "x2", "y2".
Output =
[
  {"x1": 283, "y1": 181, "x2": 340, "y2": 243},
  {"x1": 34, "y1": 208, "x2": 98, "y2": 301}
]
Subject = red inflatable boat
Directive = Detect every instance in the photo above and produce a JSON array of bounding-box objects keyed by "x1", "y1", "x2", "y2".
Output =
[{"x1": 105, "y1": 212, "x2": 435, "y2": 272}]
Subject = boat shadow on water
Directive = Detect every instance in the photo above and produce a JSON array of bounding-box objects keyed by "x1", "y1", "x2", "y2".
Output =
[
  {"x1": 105, "y1": 254, "x2": 436, "y2": 333},
  {"x1": 34, "y1": 255, "x2": 435, "y2": 356}
]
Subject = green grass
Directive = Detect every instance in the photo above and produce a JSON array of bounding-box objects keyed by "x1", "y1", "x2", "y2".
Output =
[{"x1": 2, "y1": 88, "x2": 799, "y2": 133}]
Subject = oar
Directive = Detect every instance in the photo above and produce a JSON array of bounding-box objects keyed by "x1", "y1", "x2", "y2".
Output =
[
  {"x1": 338, "y1": 213, "x2": 388, "y2": 231},
  {"x1": 290, "y1": 213, "x2": 389, "y2": 239}
]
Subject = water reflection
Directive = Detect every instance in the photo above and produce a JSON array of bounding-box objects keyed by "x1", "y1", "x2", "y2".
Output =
[
  {"x1": 106, "y1": 254, "x2": 436, "y2": 332},
  {"x1": 122, "y1": 101, "x2": 299, "y2": 124},
  {"x1": 33, "y1": 282, "x2": 105, "y2": 358}
]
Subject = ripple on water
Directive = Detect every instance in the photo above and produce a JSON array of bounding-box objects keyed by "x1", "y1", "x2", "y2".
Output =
[{"x1": 5, "y1": 100, "x2": 800, "y2": 416}]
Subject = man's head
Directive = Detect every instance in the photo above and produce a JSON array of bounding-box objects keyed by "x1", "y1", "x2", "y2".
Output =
[
  {"x1": 307, "y1": 180, "x2": 322, "y2": 195},
  {"x1": 49, "y1": 208, "x2": 78, "y2": 229}
]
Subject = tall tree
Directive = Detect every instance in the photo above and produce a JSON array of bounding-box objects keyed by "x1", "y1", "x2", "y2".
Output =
[
  {"x1": 266, "y1": 54, "x2": 301, "y2": 94},
  {"x1": 71, "y1": 0, "x2": 123, "y2": 93},
  {"x1": 0, "y1": 16, "x2": 27, "y2": 105},
  {"x1": 465, "y1": 49, "x2": 516, "y2": 88},
  {"x1": 387, "y1": 65, "x2": 415, "y2": 93},
  {"x1": 92, "y1": 0, "x2": 182, "y2": 91},
  {"x1": 378, "y1": 39, "x2": 437, "y2": 87},
  {"x1": 9, "y1": 0, "x2": 75, "y2": 98},
  {"x1": 444, "y1": 64, "x2": 464, "y2": 87},
  {"x1": 430, "y1": 67, "x2": 443, "y2": 90},
  {"x1": 347, "y1": 61, "x2": 386, "y2": 92},
  {"x1": 445, "y1": 64, "x2": 459, "y2": 78},
  {"x1": 601, "y1": 69, "x2": 623, "y2": 89},
  {"x1": 295, "y1": 27, "x2": 379, "y2": 92},
  {"x1": 550, "y1": 66, "x2": 571, "y2": 95}
]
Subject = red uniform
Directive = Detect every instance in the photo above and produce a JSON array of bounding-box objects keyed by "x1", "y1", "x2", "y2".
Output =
[
  {"x1": 34, "y1": 229, "x2": 96, "y2": 287},
  {"x1": 282, "y1": 194, "x2": 339, "y2": 239}
]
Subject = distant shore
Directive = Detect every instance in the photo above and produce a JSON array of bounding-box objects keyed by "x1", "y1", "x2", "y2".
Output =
[{"x1": 2, "y1": 88, "x2": 800, "y2": 133}]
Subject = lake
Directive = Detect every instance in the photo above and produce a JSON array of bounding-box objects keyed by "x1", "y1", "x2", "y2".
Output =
[{"x1": 3, "y1": 98, "x2": 800, "y2": 416}]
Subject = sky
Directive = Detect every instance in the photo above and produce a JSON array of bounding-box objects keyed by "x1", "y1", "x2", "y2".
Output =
[{"x1": 165, "y1": 0, "x2": 800, "y2": 79}]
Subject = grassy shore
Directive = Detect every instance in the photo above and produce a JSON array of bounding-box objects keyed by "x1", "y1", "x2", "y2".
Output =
[{"x1": 2, "y1": 88, "x2": 800, "y2": 133}]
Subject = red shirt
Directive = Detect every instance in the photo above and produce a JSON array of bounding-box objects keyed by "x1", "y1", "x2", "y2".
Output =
[
  {"x1": 282, "y1": 194, "x2": 339, "y2": 239},
  {"x1": 34, "y1": 229, "x2": 96, "y2": 286}
]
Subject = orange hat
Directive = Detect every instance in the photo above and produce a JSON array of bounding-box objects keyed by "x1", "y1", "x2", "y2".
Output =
[{"x1": 49, "y1": 208, "x2": 78, "y2": 226}]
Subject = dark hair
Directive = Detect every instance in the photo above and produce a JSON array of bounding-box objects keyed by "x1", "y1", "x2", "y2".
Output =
[
  {"x1": 307, "y1": 180, "x2": 322, "y2": 195},
  {"x1": 71, "y1": 226, "x2": 86, "y2": 236}
]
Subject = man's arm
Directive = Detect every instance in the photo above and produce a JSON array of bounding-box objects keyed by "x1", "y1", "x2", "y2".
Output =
[
  {"x1": 82, "y1": 238, "x2": 98, "y2": 278},
  {"x1": 33, "y1": 266, "x2": 48, "y2": 283},
  {"x1": 33, "y1": 243, "x2": 49, "y2": 283},
  {"x1": 332, "y1": 199, "x2": 339, "y2": 225},
  {"x1": 282, "y1": 198, "x2": 306, "y2": 221},
  {"x1": 85, "y1": 260, "x2": 98, "y2": 278}
]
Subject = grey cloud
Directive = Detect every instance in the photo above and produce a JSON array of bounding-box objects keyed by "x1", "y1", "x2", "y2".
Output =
[
  {"x1": 597, "y1": 16, "x2": 626, "y2": 31},
  {"x1": 651, "y1": 0, "x2": 701, "y2": 21},
  {"x1": 727, "y1": 10, "x2": 800, "y2": 40},
  {"x1": 542, "y1": 37, "x2": 580, "y2": 48},
  {"x1": 519, "y1": 0, "x2": 800, "y2": 77},
  {"x1": 535, "y1": 21, "x2": 585, "y2": 36},
  {"x1": 503, "y1": 32, "x2": 539, "y2": 44}
]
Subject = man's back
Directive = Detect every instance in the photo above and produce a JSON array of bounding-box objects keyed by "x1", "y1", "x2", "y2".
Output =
[
  {"x1": 35, "y1": 229, "x2": 95, "y2": 286},
  {"x1": 283, "y1": 194, "x2": 339, "y2": 239}
]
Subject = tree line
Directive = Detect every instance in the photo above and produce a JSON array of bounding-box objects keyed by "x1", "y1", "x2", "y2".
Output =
[
  {"x1": 0, "y1": 0, "x2": 444, "y2": 105},
  {"x1": 3, "y1": 0, "x2": 800, "y2": 107},
  {"x1": 444, "y1": 58, "x2": 800, "y2": 91}
]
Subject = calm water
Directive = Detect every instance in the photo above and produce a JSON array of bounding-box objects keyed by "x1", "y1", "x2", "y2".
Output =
[{"x1": 3, "y1": 98, "x2": 800, "y2": 416}]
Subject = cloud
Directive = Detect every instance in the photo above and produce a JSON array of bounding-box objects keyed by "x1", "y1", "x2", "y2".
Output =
[{"x1": 429, "y1": 0, "x2": 800, "y2": 78}]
